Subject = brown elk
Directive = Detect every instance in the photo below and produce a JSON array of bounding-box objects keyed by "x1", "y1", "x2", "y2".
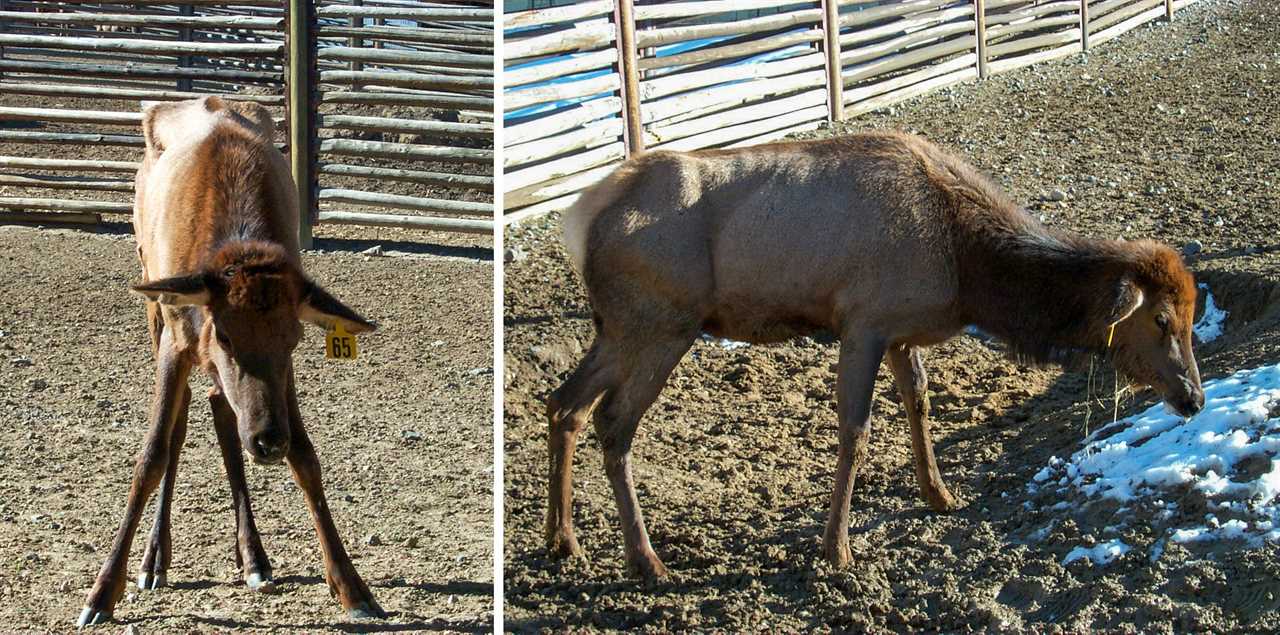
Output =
[
  {"x1": 78, "y1": 97, "x2": 382, "y2": 625},
  {"x1": 548, "y1": 131, "x2": 1204, "y2": 578}
]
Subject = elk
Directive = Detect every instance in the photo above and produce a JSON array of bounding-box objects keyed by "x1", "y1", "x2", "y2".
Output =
[
  {"x1": 547, "y1": 131, "x2": 1204, "y2": 578},
  {"x1": 78, "y1": 97, "x2": 382, "y2": 625}
]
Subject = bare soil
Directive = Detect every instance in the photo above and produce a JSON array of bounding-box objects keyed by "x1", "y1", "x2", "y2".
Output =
[
  {"x1": 502, "y1": 0, "x2": 1280, "y2": 631},
  {"x1": 0, "y1": 224, "x2": 494, "y2": 633}
]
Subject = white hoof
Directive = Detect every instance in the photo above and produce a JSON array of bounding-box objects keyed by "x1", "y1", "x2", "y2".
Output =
[
  {"x1": 136, "y1": 571, "x2": 167, "y2": 591},
  {"x1": 245, "y1": 571, "x2": 276, "y2": 593}
]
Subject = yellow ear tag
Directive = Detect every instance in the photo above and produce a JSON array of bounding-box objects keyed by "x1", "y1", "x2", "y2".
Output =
[
  {"x1": 325, "y1": 323, "x2": 358, "y2": 360},
  {"x1": 1106, "y1": 323, "x2": 1116, "y2": 348}
]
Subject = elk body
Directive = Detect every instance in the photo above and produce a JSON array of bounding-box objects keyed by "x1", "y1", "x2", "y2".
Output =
[
  {"x1": 79, "y1": 97, "x2": 382, "y2": 625},
  {"x1": 548, "y1": 131, "x2": 1204, "y2": 578}
]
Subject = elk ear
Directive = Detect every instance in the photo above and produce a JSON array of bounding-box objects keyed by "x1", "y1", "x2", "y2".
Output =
[
  {"x1": 1106, "y1": 279, "x2": 1145, "y2": 327},
  {"x1": 132, "y1": 273, "x2": 212, "y2": 306},
  {"x1": 299, "y1": 281, "x2": 376, "y2": 334}
]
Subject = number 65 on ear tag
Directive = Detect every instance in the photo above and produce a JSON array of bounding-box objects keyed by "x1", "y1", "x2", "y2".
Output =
[{"x1": 325, "y1": 323, "x2": 358, "y2": 360}]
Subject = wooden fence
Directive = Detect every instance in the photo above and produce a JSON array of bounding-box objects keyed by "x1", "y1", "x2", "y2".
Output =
[
  {"x1": 0, "y1": 0, "x2": 494, "y2": 243},
  {"x1": 503, "y1": 0, "x2": 1193, "y2": 224}
]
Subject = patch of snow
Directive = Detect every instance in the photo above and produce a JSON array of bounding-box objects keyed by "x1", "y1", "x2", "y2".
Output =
[
  {"x1": 699, "y1": 334, "x2": 750, "y2": 350},
  {"x1": 1031, "y1": 362, "x2": 1280, "y2": 548},
  {"x1": 1149, "y1": 538, "x2": 1166, "y2": 562},
  {"x1": 1194, "y1": 283, "x2": 1228, "y2": 343},
  {"x1": 1063, "y1": 539, "x2": 1131, "y2": 566}
]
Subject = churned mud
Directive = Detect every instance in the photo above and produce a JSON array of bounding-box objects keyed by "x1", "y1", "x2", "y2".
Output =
[
  {"x1": 502, "y1": 0, "x2": 1279, "y2": 631},
  {"x1": 0, "y1": 224, "x2": 494, "y2": 633}
]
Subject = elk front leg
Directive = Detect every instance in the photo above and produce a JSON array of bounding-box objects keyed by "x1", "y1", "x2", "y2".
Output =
[
  {"x1": 594, "y1": 334, "x2": 693, "y2": 580},
  {"x1": 822, "y1": 333, "x2": 885, "y2": 569},
  {"x1": 886, "y1": 345, "x2": 959, "y2": 512},
  {"x1": 546, "y1": 340, "x2": 615, "y2": 559},
  {"x1": 284, "y1": 376, "x2": 383, "y2": 618},
  {"x1": 78, "y1": 343, "x2": 191, "y2": 626},
  {"x1": 210, "y1": 390, "x2": 274, "y2": 591},
  {"x1": 137, "y1": 385, "x2": 191, "y2": 590}
]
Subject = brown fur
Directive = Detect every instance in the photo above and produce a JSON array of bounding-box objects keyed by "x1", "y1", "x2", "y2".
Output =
[
  {"x1": 79, "y1": 97, "x2": 380, "y2": 626},
  {"x1": 549, "y1": 131, "x2": 1204, "y2": 579}
]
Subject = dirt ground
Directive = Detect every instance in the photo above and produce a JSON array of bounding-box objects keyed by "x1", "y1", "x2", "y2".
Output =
[
  {"x1": 0, "y1": 223, "x2": 494, "y2": 633},
  {"x1": 502, "y1": 0, "x2": 1280, "y2": 631}
]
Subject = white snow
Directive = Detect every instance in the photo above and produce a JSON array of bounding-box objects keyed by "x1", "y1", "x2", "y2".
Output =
[
  {"x1": 1194, "y1": 283, "x2": 1228, "y2": 343},
  {"x1": 700, "y1": 334, "x2": 750, "y2": 350},
  {"x1": 1063, "y1": 539, "x2": 1131, "y2": 566},
  {"x1": 1032, "y1": 362, "x2": 1280, "y2": 548}
]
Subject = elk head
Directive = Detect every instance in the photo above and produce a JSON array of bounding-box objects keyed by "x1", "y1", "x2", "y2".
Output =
[
  {"x1": 1100, "y1": 246, "x2": 1204, "y2": 418},
  {"x1": 133, "y1": 241, "x2": 374, "y2": 464}
]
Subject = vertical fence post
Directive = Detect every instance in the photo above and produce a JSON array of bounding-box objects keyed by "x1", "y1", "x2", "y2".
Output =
[
  {"x1": 1165, "y1": 0, "x2": 1173, "y2": 20},
  {"x1": 0, "y1": 0, "x2": 6, "y2": 83},
  {"x1": 820, "y1": 0, "x2": 844, "y2": 122},
  {"x1": 1080, "y1": 0, "x2": 1090, "y2": 52},
  {"x1": 350, "y1": 0, "x2": 364, "y2": 90},
  {"x1": 613, "y1": 0, "x2": 644, "y2": 156},
  {"x1": 975, "y1": 0, "x2": 988, "y2": 78},
  {"x1": 177, "y1": 4, "x2": 193, "y2": 91},
  {"x1": 287, "y1": 0, "x2": 317, "y2": 248}
]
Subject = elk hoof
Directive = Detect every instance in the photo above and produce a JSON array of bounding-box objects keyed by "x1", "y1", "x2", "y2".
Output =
[
  {"x1": 926, "y1": 489, "x2": 962, "y2": 512},
  {"x1": 76, "y1": 606, "x2": 112, "y2": 627},
  {"x1": 823, "y1": 541, "x2": 852, "y2": 569},
  {"x1": 628, "y1": 553, "x2": 669, "y2": 580},
  {"x1": 136, "y1": 570, "x2": 167, "y2": 591},
  {"x1": 245, "y1": 570, "x2": 276, "y2": 593},
  {"x1": 545, "y1": 531, "x2": 583, "y2": 560},
  {"x1": 348, "y1": 599, "x2": 386, "y2": 619}
]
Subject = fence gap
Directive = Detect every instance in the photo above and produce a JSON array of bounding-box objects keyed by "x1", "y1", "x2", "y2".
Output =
[
  {"x1": 820, "y1": 0, "x2": 844, "y2": 122},
  {"x1": 612, "y1": 0, "x2": 644, "y2": 156}
]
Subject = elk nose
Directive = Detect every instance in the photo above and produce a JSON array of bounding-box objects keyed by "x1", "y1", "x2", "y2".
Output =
[{"x1": 250, "y1": 431, "x2": 287, "y2": 463}]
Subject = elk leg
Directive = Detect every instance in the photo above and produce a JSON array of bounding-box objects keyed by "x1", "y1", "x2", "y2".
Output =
[
  {"x1": 546, "y1": 340, "x2": 617, "y2": 559},
  {"x1": 886, "y1": 345, "x2": 959, "y2": 512},
  {"x1": 210, "y1": 390, "x2": 274, "y2": 591},
  {"x1": 595, "y1": 334, "x2": 693, "y2": 580},
  {"x1": 79, "y1": 341, "x2": 191, "y2": 626},
  {"x1": 284, "y1": 375, "x2": 383, "y2": 618},
  {"x1": 822, "y1": 333, "x2": 885, "y2": 569},
  {"x1": 137, "y1": 384, "x2": 191, "y2": 590}
]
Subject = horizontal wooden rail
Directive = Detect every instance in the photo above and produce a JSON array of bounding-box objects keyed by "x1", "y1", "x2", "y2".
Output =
[
  {"x1": 0, "y1": 33, "x2": 281, "y2": 56},
  {"x1": 319, "y1": 163, "x2": 493, "y2": 192},
  {"x1": 0, "y1": 197, "x2": 133, "y2": 214},
  {"x1": 319, "y1": 138, "x2": 493, "y2": 164},
  {"x1": 317, "y1": 211, "x2": 492, "y2": 234},
  {"x1": 318, "y1": 188, "x2": 492, "y2": 217}
]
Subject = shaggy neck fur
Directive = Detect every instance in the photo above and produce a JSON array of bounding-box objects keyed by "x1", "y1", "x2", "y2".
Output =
[{"x1": 956, "y1": 221, "x2": 1139, "y2": 366}]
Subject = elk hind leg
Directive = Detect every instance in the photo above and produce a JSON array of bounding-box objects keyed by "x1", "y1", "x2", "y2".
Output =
[
  {"x1": 886, "y1": 345, "x2": 958, "y2": 512},
  {"x1": 823, "y1": 333, "x2": 886, "y2": 568},
  {"x1": 595, "y1": 330, "x2": 695, "y2": 579},
  {"x1": 210, "y1": 390, "x2": 274, "y2": 591},
  {"x1": 546, "y1": 339, "x2": 618, "y2": 559},
  {"x1": 137, "y1": 384, "x2": 191, "y2": 590}
]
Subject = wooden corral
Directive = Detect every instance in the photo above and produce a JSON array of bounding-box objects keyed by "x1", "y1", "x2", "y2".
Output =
[
  {"x1": 502, "y1": 0, "x2": 1197, "y2": 224},
  {"x1": 0, "y1": 0, "x2": 494, "y2": 243}
]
